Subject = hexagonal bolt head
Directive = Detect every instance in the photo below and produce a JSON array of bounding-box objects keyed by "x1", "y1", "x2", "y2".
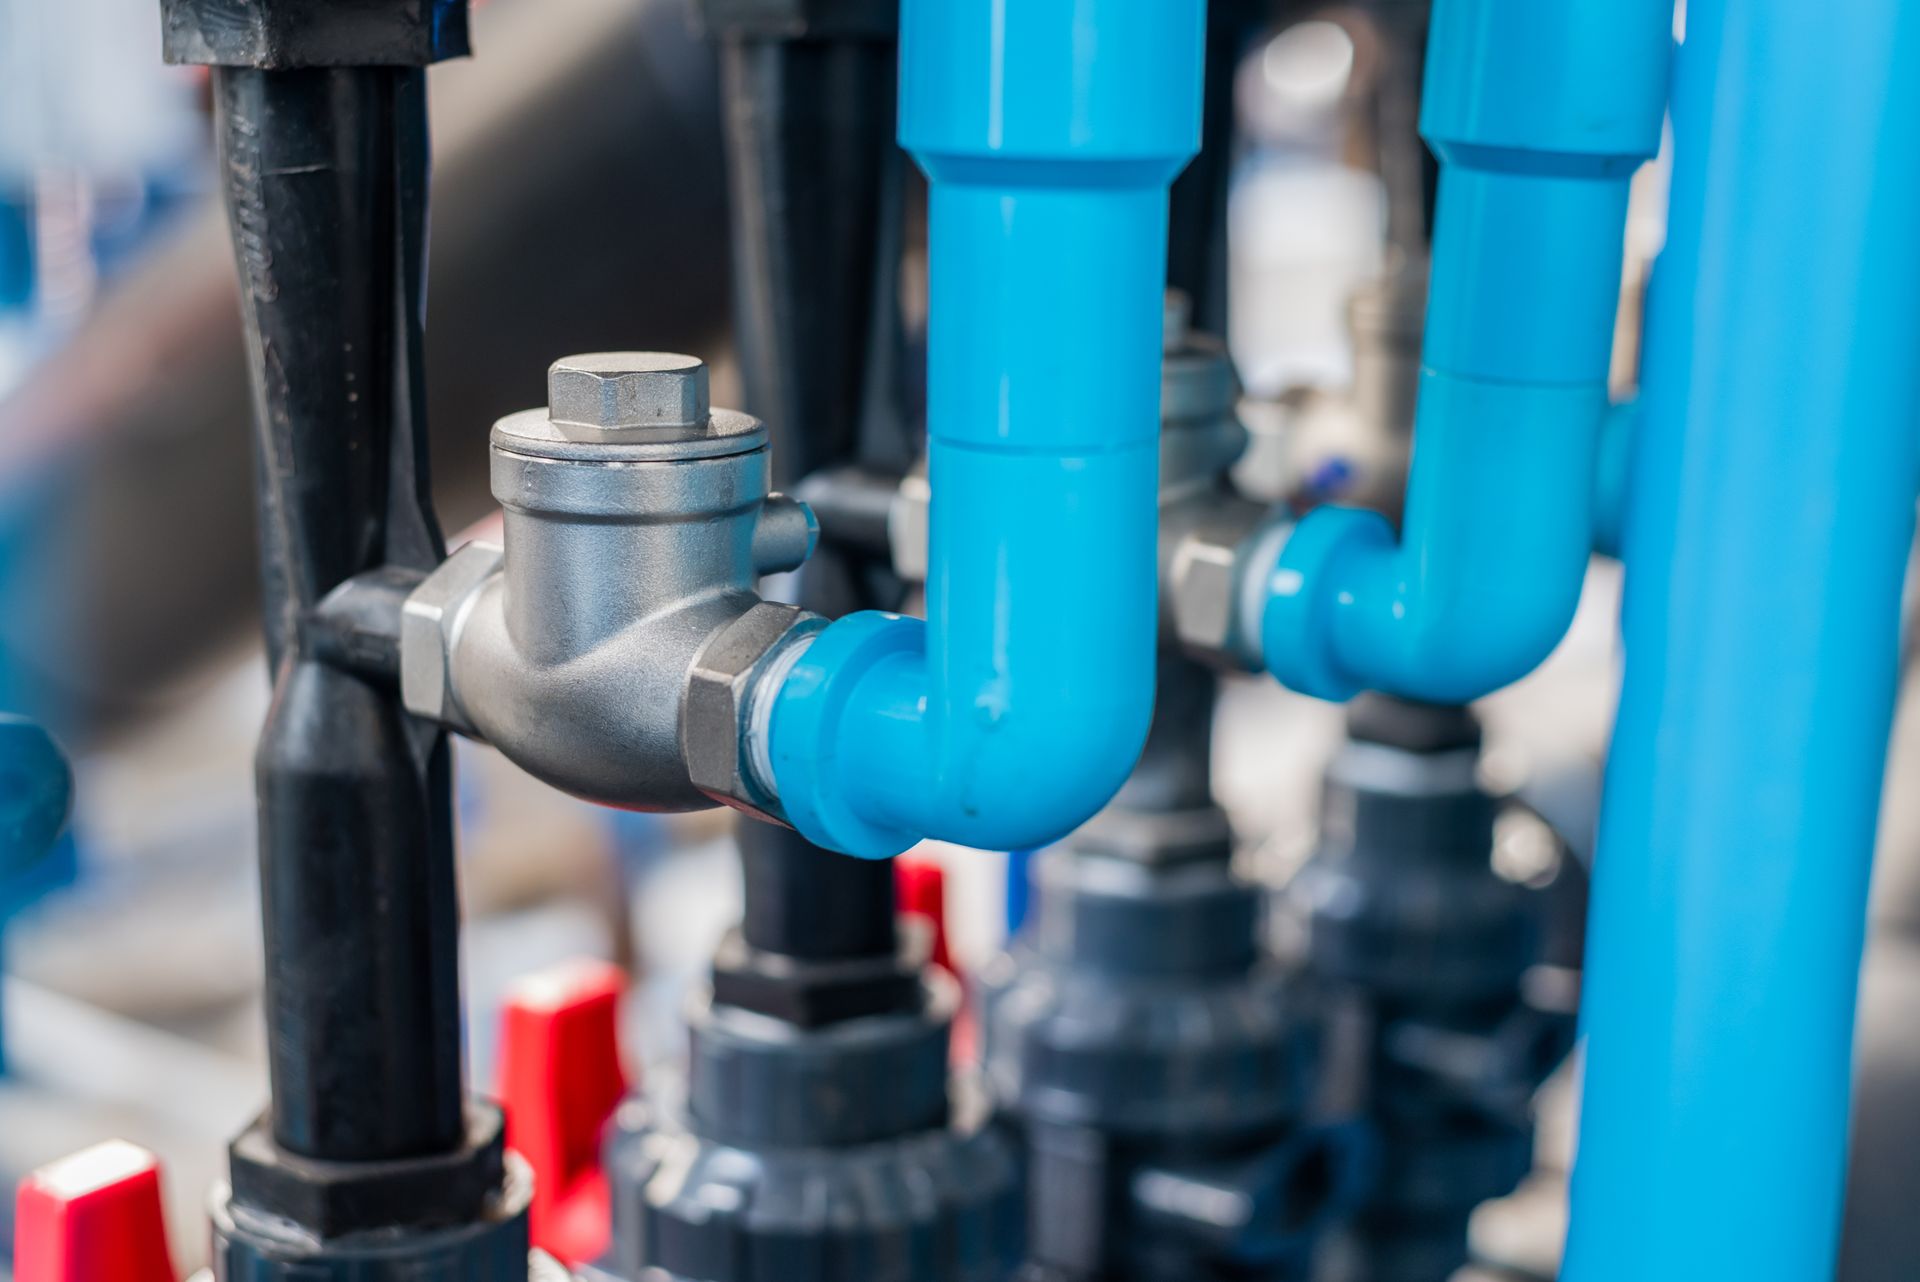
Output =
[
  {"x1": 548, "y1": 353, "x2": 710, "y2": 431},
  {"x1": 1166, "y1": 507, "x2": 1283, "y2": 673},
  {"x1": 683, "y1": 603, "x2": 824, "y2": 822},
  {"x1": 1169, "y1": 534, "x2": 1244, "y2": 666},
  {"x1": 401, "y1": 541, "x2": 506, "y2": 734}
]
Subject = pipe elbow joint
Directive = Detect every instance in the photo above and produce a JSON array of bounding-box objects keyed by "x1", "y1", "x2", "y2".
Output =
[
  {"x1": 1260, "y1": 508, "x2": 1587, "y2": 704},
  {"x1": 1259, "y1": 376, "x2": 1604, "y2": 704},
  {"x1": 1260, "y1": 502, "x2": 1594, "y2": 705},
  {"x1": 922, "y1": 679, "x2": 1153, "y2": 853},
  {"x1": 765, "y1": 612, "x2": 1153, "y2": 859},
  {"x1": 438, "y1": 578, "x2": 763, "y2": 812}
]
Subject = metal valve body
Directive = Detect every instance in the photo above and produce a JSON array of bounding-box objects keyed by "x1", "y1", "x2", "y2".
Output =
[{"x1": 400, "y1": 353, "x2": 817, "y2": 815}]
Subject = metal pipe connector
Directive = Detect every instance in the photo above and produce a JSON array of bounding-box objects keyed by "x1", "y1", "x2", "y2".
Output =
[
  {"x1": 1156, "y1": 311, "x2": 1280, "y2": 674},
  {"x1": 400, "y1": 353, "x2": 819, "y2": 815}
]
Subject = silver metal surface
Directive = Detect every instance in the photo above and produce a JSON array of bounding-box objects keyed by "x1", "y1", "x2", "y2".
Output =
[
  {"x1": 751, "y1": 493, "x2": 820, "y2": 577},
  {"x1": 683, "y1": 603, "x2": 825, "y2": 822},
  {"x1": 400, "y1": 541, "x2": 506, "y2": 736},
  {"x1": 1162, "y1": 499, "x2": 1281, "y2": 672},
  {"x1": 399, "y1": 353, "x2": 821, "y2": 814},
  {"x1": 548, "y1": 352, "x2": 709, "y2": 431},
  {"x1": 1156, "y1": 313, "x2": 1280, "y2": 672},
  {"x1": 1261, "y1": 265, "x2": 1426, "y2": 518}
]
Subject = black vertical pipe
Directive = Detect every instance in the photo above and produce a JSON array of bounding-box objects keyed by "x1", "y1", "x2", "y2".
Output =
[
  {"x1": 717, "y1": 38, "x2": 913, "y2": 488},
  {"x1": 1168, "y1": 0, "x2": 1258, "y2": 337},
  {"x1": 214, "y1": 66, "x2": 464, "y2": 1161},
  {"x1": 1109, "y1": 655, "x2": 1219, "y2": 819},
  {"x1": 712, "y1": 32, "x2": 911, "y2": 970},
  {"x1": 738, "y1": 822, "x2": 898, "y2": 960}
]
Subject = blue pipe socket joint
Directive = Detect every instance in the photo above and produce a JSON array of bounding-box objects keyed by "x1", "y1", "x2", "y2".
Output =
[
  {"x1": 1252, "y1": 0, "x2": 1672, "y2": 704},
  {"x1": 763, "y1": 0, "x2": 1207, "y2": 859}
]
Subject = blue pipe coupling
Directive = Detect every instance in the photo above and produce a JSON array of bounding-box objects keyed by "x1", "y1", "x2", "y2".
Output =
[{"x1": 762, "y1": 0, "x2": 1206, "y2": 858}]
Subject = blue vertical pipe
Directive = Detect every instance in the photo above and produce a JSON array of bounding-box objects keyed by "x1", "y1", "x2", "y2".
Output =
[
  {"x1": 767, "y1": 0, "x2": 1205, "y2": 858},
  {"x1": 1564, "y1": 3, "x2": 1920, "y2": 1278}
]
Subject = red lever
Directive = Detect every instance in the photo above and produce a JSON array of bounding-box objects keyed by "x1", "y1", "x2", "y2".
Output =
[
  {"x1": 895, "y1": 855, "x2": 955, "y2": 976},
  {"x1": 896, "y1": 854, "x2": 981, "y2": 1062},
  {"x1": 498, "y1": 957, "x2": 628, "y2": 1265},
  {"x1": 14, "y1": 1140, "x2": 176, "y2": 1282}
]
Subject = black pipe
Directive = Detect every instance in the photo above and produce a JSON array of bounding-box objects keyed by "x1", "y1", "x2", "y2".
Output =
[
  {"x1": 1168, "y1": 0, "x2": 1261, "y2": 336},
  {"x1": 738, "y1": 821, "x2": 898, "y2": 960},
  {"x1": 1110, "y1": 655, "x2": 1219, "y2": 818},
  {"x1": 707, "y1": 18, "x2": 912, "y2": 981},
  {"x1": 214, "y1": 66, "x2": 464, "y2": 1162},
  {"x1": 717, "y1": 37, "x2": 915, "y2": 488}
]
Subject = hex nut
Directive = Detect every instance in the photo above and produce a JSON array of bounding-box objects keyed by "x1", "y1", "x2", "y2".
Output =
[
  {"x1": 548, "y1": 353, "x2": 709, "y2": 430},
  {"x1": 400, "y1": 541, "x2": 505, "y2": 734},
  {"x1": 1169, "y1": 531, "x2": 1243, "y2": 666},
  {"x1": 683, "y1": 603, "x2": 825, "y2": 822},
  {"x1": 1165, "y1": 502, "x2": 1280, "y2": 672},
  {"x1": 225, "y1": 1104, "x2": 507, "y2": 1240}
]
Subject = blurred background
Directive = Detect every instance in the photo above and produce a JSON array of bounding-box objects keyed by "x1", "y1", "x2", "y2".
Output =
[{"x1": 0, "y1": 2, "x2": 1912, "y2": 1279}]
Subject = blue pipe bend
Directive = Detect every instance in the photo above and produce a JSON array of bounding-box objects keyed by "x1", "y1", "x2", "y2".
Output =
[
  {"x1": 1255, "y1": 0, "x2": 1670, "y2": 704},
  {"x1": 764, "y1": 0, "x2": 1205, "y2": 859},
  {"x1": 1264, "y1": 375, "x2": 1607, "y2": 703},
  {"x1": 770, "y1": 440, "x2": 1160, "y2": 858}
]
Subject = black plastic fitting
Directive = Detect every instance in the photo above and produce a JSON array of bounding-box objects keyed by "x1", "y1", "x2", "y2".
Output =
[
  {"x1": 309, "y1": 565, "x2": 426, "y2": 689},
  {"x1": 707, "y1": 924, "x2": 926, "y2": 1028},
  {"x1": 226, "y1": 1105, "x2": 508, "y2": 1238}
]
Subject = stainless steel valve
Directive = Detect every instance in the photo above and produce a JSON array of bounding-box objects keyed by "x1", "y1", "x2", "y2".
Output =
[{"x1": 400, "y1": 353, "x2": 820, "y2": 816}]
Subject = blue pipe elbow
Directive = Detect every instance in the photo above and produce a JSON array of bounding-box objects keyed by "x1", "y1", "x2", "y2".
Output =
[
  {"x1": 1254, "y1": 0, "x2": 1670, "y2": 704},
  {"x1": 1263, "y1": 374, "x2": 1606, "y2": 703},
  {"x1": 765, "y1": 0, "x2": 1205, "y2": 858}
]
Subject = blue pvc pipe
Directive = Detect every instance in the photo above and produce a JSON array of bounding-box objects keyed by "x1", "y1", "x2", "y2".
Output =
[
  {"x1": 1259, "y1": 0, "x2": 1671, "y2": 703},
  {"x1": 1590, "y1": 397, "x2": 1638, "y2": 561},
  {"x1": 1565, "y1": 4, "x2": 1920, "y2": 1279},
  {"x1": 767, "y1": 0, "x2": 1205, "y2": 859}
]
